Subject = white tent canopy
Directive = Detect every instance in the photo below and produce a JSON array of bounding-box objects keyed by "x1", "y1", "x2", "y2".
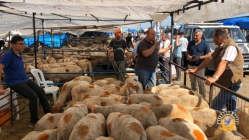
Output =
[{"x1": 0, "y1": 0, "x2": 249, "y2": 37}]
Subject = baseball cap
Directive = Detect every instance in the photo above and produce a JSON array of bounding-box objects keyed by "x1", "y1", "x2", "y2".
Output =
[{"x1": 115, "y1": 29, "x2": 122, "y2": 37}]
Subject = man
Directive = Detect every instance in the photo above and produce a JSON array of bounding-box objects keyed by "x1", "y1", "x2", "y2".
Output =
[
  {"x1": 172, "y1": 32, "x2": 183, "y2": 82},
  {"x1": 187, "y1": 28, "x2": 243, "y2": 112},
  {"x1": 108, "y1": 29, "x2": 128, "y2": 81},
  {"x1": 135, "y1": 28, "x2": 172, "y2": 90},
  {"x1": 179, "y1": 32, "x2": 189, "y2": 68},
  {"x1": 0, "y1": 35, "x2": 51, "y2": 127},
  {"x1": 159, "y1": 32, "x2": 171, "y2": 83},
  {"x1": 186, "y1": 29, "x2": 212, "y2": 98},
  {"x1": 126, "y1": 33, "x2": 135, "y2": 51}
]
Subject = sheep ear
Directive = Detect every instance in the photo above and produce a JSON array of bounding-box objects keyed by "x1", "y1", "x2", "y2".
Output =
[{"x1": 88, "y1": 104, "x2": 95, "y2": 113}]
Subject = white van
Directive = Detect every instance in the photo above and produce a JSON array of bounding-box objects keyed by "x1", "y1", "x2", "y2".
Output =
[{"x1": 183, "y1": 23, "x2": 249, "y2": 73}]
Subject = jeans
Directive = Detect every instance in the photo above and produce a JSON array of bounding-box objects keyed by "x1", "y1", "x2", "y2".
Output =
[
  {"x1": 135, "y1": 69, "x2": 156, "y2": 90},
  {"x1": 181, "y1": 51, "x2": 188, "y2": 68},
  {"x1": 188, "y1": 65, "x2": 206, "y2": 98},
  {"x1": 10, "y1": 80, "x2": 51, "y2": 123},
  {"x1": 212, "y1": 85, "x2": 241, "y2": 112},
  {"x1": 112, "y1": 60, "x2": 125, "y2": 81},
  {"x1": 173, "y1": 57, "x2": 182, "y2": 81}
]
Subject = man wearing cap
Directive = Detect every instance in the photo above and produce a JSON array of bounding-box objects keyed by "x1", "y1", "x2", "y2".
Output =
[{"x1": 108, "y1": 29, "x2": 128, "y2": 81}]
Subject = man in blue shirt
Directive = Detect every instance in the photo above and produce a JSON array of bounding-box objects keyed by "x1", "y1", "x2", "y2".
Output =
[
  {"x1": 186, "y1": 29, "x2": 212, "y2": 98},
  {"x1": 173, "y1": 33, "x2": 183, "y2": 82},
  {"x1": 0, "y1": 35, "x2": 51, "y2": 128}
]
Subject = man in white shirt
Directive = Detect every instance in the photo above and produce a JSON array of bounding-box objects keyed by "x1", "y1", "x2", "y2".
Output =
[
  {"x1": 159, "y1": 32, "x2": 171, "y2": 83},
  {"x1": 179, "y1": 32, "x2": 189, "y2": 68},
  {"x1": 187, "y1": 28, "x2": 243, "y2": 112}
]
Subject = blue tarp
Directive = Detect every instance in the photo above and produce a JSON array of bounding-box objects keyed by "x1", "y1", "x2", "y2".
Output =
[
  {"x1": 217, "y1": 17, "x2": 249, "y2": 30},
  {"x1": 24, "y1": 33, "x2": 68, "y2": 47}
]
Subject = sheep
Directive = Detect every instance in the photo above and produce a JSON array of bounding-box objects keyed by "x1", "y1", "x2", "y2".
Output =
[
  {"x1": 95, "y1": 136, "x2": 114, "y2": 140},
  {"x1": 157, "y1": 88, "x2": 191, "y2": 96},
  {"x1": 69, "y1": 113, "x2": 106, "y2": 140},
  {"x1": 140, "y1": 102, "x2": 193, "y2": 122},
  {"x1": 144, "y1": 83, "x2": 185, "y2": 94},
  {"x1": 159, "y1": 95, "x2": 209, "y2": 108},
  {"x1": 106, "y1": 112, "x2": 147, "y2": 140},
  {"x1": 66, "y1": 96, "x2": 124, "y2": 108},
  {"x1": 57, "y1": 104, "x2": 88, "y2": 140},
  {"x1": 208, "y1": 130, "x2": 246, "y2": 140},
  {"x1": 46, "y1": 55, "x2": 57, "y2": 64},
  {"x1": 128, "y1": 94, "x2": 164, "y2": 104},
  {"x1": 103, "y1": 78, "x2": 124, "y2": 87},
  {"x1": 21, "y1": 129, "x2": 57, "y2": 140},
  {"x1": 146, "y1": 125, "x2": 187, "y2": 140},
  {"x1": 34, "y1": 113, "x2": 63, "y2": 131},
  {"x1": 54, "y1": 76, "x2": 92, "y2": 112},
  {"x1": 124, "y1": 77, "x2": 143, "y2": 94},
  {"x1": 236, "y1": 105, "x2": 249, "y2": 139},
  {"x1": 186, "y1": 107, "x2": 223, "y2": 137},
  {"x1": 158, "y1": 117, "x2": 207, "y2": 140},
  {"x1": 90, "y1": 104, "x2": 157, "y2": 129}
]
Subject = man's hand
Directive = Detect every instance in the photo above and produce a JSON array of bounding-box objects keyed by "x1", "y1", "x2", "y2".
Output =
[
  {"x1": 168, "y1": 45, "x2": 172, "y2": 49},
  {"x1": 186, "y1": 68, "x2": 198, "y2": 74},
  {"x1": 205, "y1": 77, "x2": 217, "y2": 85},
  {"x1": 109, "y1": 52, "x2": 114, "y2": 59},
  {"x1": 0, "y1": 87, "x2": 5, "y2": 95},
  {"x1": 154, "y1": 40, "x2": 161, "y2": 47},
  {"x1": 191, "y1": 56, "x2": 200, "y2": 62}
]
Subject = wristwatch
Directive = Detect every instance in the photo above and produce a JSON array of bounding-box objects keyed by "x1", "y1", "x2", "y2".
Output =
[{"x1": 213, "y1": 75, "x2": 219, "y2": 80}]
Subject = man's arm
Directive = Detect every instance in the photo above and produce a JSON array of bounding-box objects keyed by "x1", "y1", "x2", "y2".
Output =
[
  {"x1": 186, "y1": 51, "x2": 192, "y2": 61},
  {"x1": 187, "y1": 57, "x2": 213, "y2": 73},
  {"x1": 141, "y1": 41, "x2": 161, "y2": 57},
  {"x1": 199, "y1": 52, "x2": 212, "y2": 60},
  {"x1": 205, "y1": 60, "x2": 228, "y2": 85},
  {"x1": 158, "y1": 45, "x2": 172, "y2": 54},
  {"x1": 175, "y1": 36, "x2": 181, "y2": 47},
  {"x1": 0, "y1": 64, "x2": 5, "y2": 95}
]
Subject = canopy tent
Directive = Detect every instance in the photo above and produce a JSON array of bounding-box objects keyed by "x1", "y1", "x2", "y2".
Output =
[
  {"x1": 1, "y1": 0, "x2": 249, "y2": 37},
  {"x1": 217, "y1": 17, "x2": 249, "y2": 30}
]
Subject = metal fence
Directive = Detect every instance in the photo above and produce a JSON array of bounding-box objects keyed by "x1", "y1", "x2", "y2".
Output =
[{"x1": 165, "y1": 60, "x2": 249, "y2": 138}]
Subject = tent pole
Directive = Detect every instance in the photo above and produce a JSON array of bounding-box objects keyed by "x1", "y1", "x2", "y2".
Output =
[
  {"x1": 33, "y1": 12, "x2": 37, "y2": 69},
  {"x1": 51, "y1": 29, "x2": 53, "y2": 57},
  {"x1": 42, "y1": 19, "x2": 46, "y2": 59},
  {"x1": 8, "y1": 31, "x2": 10, "y2": 48},
  {"x1": 150, "y1": 20, "x2": 153, "y2": 28},
  {"x1": 169, "y1": 12, "x2": 174, "y2": 84}
]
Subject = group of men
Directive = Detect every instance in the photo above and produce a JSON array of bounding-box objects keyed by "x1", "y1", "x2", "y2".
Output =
[
  {"x1": 109, "y1": 28, "x2": 243, "y2": 113},
  {"x1": 0, "y1": 27, "x2": 243, "y2": 129}
]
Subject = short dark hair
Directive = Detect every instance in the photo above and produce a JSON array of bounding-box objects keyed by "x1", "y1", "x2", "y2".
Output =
[
  {"x1": 214, "y1": 28, "x2": 228, "y2": 39},
  {"x1": 11, "y1": 35, "x2": 24, "y2": 44}
]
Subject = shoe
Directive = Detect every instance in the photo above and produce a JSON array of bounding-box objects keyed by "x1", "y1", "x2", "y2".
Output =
[{"x1": 29, "y1": 122, "x2": 36, "y2": 128}]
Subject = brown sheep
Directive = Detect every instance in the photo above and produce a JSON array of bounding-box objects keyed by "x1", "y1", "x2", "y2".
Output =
[
  {"x1": 34, "y1": 113, "x2": 63, "y2": 131},
  {"x1": 146, "y1": 125, "x2": 187, "y2": 140},
  {"x1": 57, "y1": 104, "x2": 88, "y2": 140},
  {"x1": 158, "y1": 117, "x2": 207, "y2": 140},
  {"x1": 69, "y1": 113, "x2": 106, "y2": 140},
  {"x1": 106, "y1": 112, "x2": 147, "y2": 140},
  {"x1": 22, "y1": 129, "x2": 57, "y2": 140},
  {"x1": 140, "y1": 102, "x2": 193, "y2": 122},
  {"x1": 90, "y1": 104, "x2": 157, "y2": 129}
]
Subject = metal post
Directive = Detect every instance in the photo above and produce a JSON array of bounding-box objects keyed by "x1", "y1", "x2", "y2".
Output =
[
  {"x1": 209, "y1": 85, "x2": 214, "y2": 107},
  {"x1": 150, "y1": 20, "x2": 153, "y2": 28},
  {"x1": 51, "y1": 29, "x2": 54, "y2": 57},
  {"x1": 33, "y1": 12, "x2": 37, "y2": 68},
  {"x1": 10, "y1": 89, "x2": 13, "y2": 124},
  {"x1": 42, "y1": 19, "x2": 46, "y2": 59},
  {"x1": 169, "y1": 12, "x2": 174, "y2": 84},
  {"x1": 8, "y1": 31, "x2": 10, "y2": 48}
]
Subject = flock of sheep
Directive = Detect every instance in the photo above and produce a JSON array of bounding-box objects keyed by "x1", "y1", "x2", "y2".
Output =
[{"x1": 20, "y1": 75, "x2": 248, "y2": 140}]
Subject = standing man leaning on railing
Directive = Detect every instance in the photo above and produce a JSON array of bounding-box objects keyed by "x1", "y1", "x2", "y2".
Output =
[
  {"x1": 187, "y1": 28, "x2": 244, "y2": 112},
  {"x1": 186, "y1": 29, "x2": 212, "y2": 99}
]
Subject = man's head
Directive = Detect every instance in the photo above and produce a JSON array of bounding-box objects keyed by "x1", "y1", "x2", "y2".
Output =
[
  {"x1": 145, "y1": 28, "x2": 156, "y2": 42},
  {"x1": 213, "y1": 28, "x2": 228, "y2": 46},
  {"x1": 11, "y1": 35, "x2": 25, "y2": 52},
  {"x1": 115, "y1": 29, "x2": 122, "y2": 40},
  {"x1": 224, "y1": 28, "x2": 230, "y2": 37},
  {"x1": 194, "y1": 29, "x2": 203, "y2": 43},
  {"x1": 162, "y1": 32, "x2": 170, "y2": 41}
]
